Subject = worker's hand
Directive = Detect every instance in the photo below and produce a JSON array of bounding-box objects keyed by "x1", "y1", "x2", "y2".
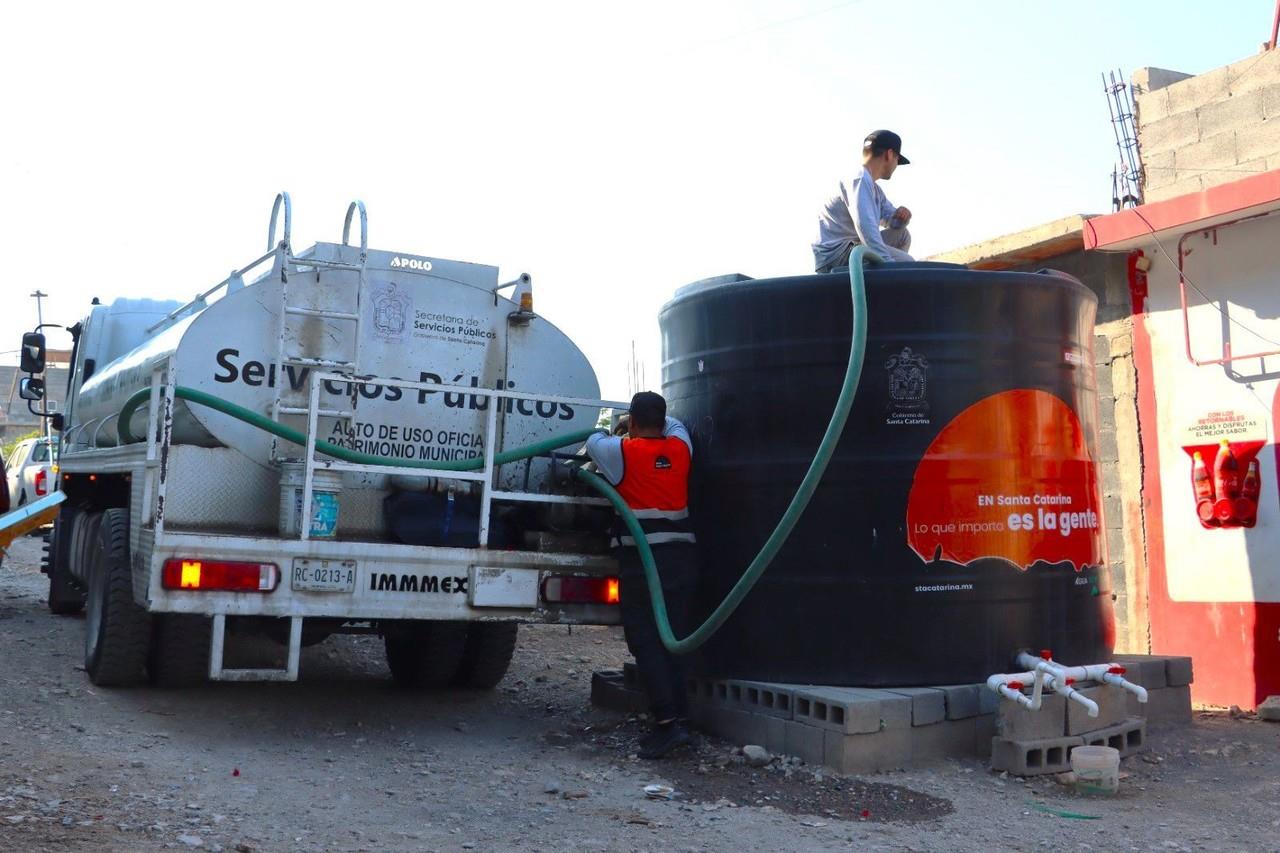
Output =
[
  {"x1": 893, "y1": 206, "x2": 912, "y2": 226},
  {"x1": 612, "y1": 415, "x2": 630, "y2": 436}
]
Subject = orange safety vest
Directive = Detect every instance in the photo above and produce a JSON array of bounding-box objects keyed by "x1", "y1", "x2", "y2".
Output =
[{"x1": 615, "y1": 436, "x2": 696, "y2": 546}]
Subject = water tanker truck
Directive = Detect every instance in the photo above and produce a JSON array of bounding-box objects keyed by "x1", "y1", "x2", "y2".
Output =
[{"x1": 23, "y1": 193, "x2": 625, "y2": 687}]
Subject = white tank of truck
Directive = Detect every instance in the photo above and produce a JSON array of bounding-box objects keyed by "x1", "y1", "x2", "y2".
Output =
[{"x1": 67, "y1": 237, "x2": 600, "y2": 492}]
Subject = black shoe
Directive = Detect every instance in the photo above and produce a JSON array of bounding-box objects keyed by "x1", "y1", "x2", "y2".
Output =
[{"x1": 638, "y1": 722, "x2": 696, "y2": 760}]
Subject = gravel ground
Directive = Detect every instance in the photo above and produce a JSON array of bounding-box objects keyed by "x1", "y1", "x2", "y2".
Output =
[{"x1": 0, "y1": 534, "x2": 1276, "y2": 851}]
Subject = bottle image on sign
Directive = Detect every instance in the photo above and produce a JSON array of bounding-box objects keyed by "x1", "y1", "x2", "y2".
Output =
[
  {"x1": 1213, "y1": 438, "x2": 1241, "y2": 524},
  {"x1": 1240, "y1": 459, "x2": 1261, "y2": 528},
  {"x1": 1191, "y1": 451, "x2": 1216, "y2": 527}
]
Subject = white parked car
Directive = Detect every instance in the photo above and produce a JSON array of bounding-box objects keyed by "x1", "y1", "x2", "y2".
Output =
[{"x1": 6, "y1": 436, "x2": 57, "y2": 508}]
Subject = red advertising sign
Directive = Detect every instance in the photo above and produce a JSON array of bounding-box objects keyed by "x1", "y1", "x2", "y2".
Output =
[
  {"x1": 906, "y1": 389, "x2": 1103, "y2": 572},
  {"x1": 1179, "y1": 410, "x2": 1266, "y2": 529}
]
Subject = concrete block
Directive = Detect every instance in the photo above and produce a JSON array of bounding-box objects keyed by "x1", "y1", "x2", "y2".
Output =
[
  {"x1": 1163, "y1": 656, "x2": 1194, "y2": 687},
  {"x1": 725, "y1": 679, "x2": 794, "y2": 719},
  {"x1": 706, "y1": 706, "x2": 770, "y2": 747},
  {"x1": 1114, "y1": 654, "x2": 1168, "y2": 690},
  {"x1": 1144, "y1": 685, "x2": 1193, "y2": 724},
  {"x1": 1106, "y1": 527, "x2": 1127, "y2": 565},
  {"x1": 1111, "y1": 356, "x2": 1137, "y2": 399},
  {"x1": 782, "y1": 719, "x2": 826, "y2": 765},
  {"x1": 1077, "y1": 716, "x2": 1146, "y2": 757},
  {"x1": 935, "y1": 684, "x2": 982, "y2": 720},
  {"x1": 1145, "y1": 173, "x2": 1204, "y2": 204},
  {"x1": 765, "y1": 716, "x2": 787, "y2": 754},
  {"x1": 1133, "y1": 66, "x2": 1194, "y2": 96},
  {"x1": 991, "y1": 734, "x2": 1083, "y2": 777},
  {"x1": 1235, "y1": 117, "x2": 1280, "y2": 163},
  {"x1": 1134, "y1": 82, "x2": 1175, "y2": 125},
  {"x1": 883, "y1": 687, "x2": 947, "y2": 727},
  {"x1": 1197, "y1": 89, "x2": 1265, "y2": 140},
  {"x1": 1164, "y1": 65, "x2": 1239, "y2": 116},
  {"x1": 686, "y1": 675, "x2": 714, "y2": 703},
  {"x1": 1093, "y1": 333, "x2": 1112, "y2": 364},
  {"x1": 1101, "y1": 463, "x2": 1123, "y2": 500},
  {"x1": 1095, "y1": 364, "x2": 1115, "y2": 403},
  {"x1": 1107, "y1": 328, "x2": 1134, "y2": 358},
  {"x1": 706, "y1": 678, "x2": 733, "y2": 706},
  {"x1": 1138, "y1": 113, "x2": 1201, "y2": 157},
  {"x1": 1236, "y1": 156, "x2": 1270, "y2": 177},
  {"x1": 792, "y1": 686, "x2": 910, "y2": 735},
  {"x1": 1141, "y1": 148, "x2": 1178, "y2": 187},
  {"x1": 995, "y1": 692, "x2": 1066, "y2": 741},
  {"x1": 1066, "y1": 685, "x2": 1131, "y2": 735},
  {"x1": 824, "y1": 726, "x2": 912, "y2": 774},
  {"x1": 1095, "y1": 425, "x2": 1116, "y2": 466},
  {"x1": 910, "y1": 717, "x2": 980, "y2": 764},
  {"x1": 1262, "y1": 82, "x2": 1280, "y2": 120}
]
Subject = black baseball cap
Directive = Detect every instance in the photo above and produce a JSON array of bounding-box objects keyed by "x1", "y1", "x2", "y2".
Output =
[{"x1": 864, "y1": 129, "x2": 910, "y2": 164}]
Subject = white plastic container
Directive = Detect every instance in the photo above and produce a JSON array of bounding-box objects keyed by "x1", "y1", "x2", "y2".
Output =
[
  {"x1": 1071, "y1": 745, "x2": 1120, "y2": 795},
  {"x1": 278, "y1": 462, "x2": 343, "y2": 538}
]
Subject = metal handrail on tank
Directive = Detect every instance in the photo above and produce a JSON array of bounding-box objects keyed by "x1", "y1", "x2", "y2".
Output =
[
  {"x1": 342, "y1": 200, "x2": 368, "y2": 258},
  {"x1": 145, "y1": 247, "x2": 280, "y2": 335},
  {"x1": 268, "y1": 191, "x2": 292, "y2": 253}
]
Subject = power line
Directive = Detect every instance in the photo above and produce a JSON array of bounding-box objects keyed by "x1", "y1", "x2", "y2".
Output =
[{"x1": 1129, "y1": 206, "x2": 1280, "y2": 349}]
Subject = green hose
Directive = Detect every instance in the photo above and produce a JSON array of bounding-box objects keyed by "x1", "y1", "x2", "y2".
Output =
[
  {"x1": 573, "y1": 246, "x2": 878, "y2": 654},
  {"x1": 116, "y1": 385, "x2": 602, "y2": 470}
]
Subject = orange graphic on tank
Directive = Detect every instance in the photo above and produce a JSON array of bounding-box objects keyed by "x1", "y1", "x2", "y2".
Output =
[{"x1": 906, "y1": 389, "x2": 1103, "y2": 572}]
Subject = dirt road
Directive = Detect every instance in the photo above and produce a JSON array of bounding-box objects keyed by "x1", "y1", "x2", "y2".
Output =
[{"x1": 0, "y1": 535, "x2": 1275, "y2": 851}]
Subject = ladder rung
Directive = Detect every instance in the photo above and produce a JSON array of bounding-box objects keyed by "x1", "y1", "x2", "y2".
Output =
[
  {"x1": 281, "y1": 356, "x2": 356, "y2": 370},
  {"x1": 284, "y1": 306, "x2": 360, "y2": 321},
  {"x1": 275, "y1": 406, "x2": 355, "y2": 418}
]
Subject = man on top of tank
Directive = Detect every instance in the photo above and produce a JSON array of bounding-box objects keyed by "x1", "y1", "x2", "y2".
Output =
[
  {"x1": 812, "y1": 129, "x2": 914, "y2": 272},
  {"x1": 585, "y1": 392, "x2": 700, "y2": 759}
]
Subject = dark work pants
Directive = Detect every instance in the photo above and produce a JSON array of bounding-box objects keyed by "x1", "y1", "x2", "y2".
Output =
[{"x1": 617, "y1": 542, "x2": 699, "y2": 722}]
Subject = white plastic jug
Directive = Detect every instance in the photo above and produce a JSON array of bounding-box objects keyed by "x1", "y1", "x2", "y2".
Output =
[{"x1": 1071, "y1": 745, "x2": 1120, "y2": 795}]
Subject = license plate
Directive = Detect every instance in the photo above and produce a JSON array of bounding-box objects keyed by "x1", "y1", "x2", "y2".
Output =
[{"x1": 291, "y1": 558, "x2": 357, "y2": 592}]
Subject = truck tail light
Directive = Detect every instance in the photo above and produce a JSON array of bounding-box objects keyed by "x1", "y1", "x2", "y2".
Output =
[
  {"x1": 161, "y1": 559, "x2": 279, "y2": 592},
  {"x1": 34, "y1": 469, "x2": 47, "y2": 496},
  {"x1": 541, "y1": 575, "x2": 620, "y2": 605}
]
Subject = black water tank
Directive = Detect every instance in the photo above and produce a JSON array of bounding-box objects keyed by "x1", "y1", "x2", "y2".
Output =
[{"x1": 660, "y1": 264, "x2": 1115, "y2": 687}]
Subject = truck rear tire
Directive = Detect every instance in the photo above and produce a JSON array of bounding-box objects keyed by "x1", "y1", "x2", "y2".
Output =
[
  {"x1": 384, "y1": 621, "x2": 469, "y2": 688},
  {"x1": 45, "y1": 511, "x2": 86, "y2": 616},
  {"x1": 149, "y1": 614, "x2": 212, "y2": 687},
  {"x1": 452, "y1": 623, "x2": 519, "y2": 689},
  {"x1": 84, "y1": 509, "x2": 151, "y2": 686},
  {"x1": 69, "y1": 510, "x2": 102, "y2": 586}
]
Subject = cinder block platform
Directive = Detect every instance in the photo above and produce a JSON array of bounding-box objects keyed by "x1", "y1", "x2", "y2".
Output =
[{"x1": 590, "y1": 654, "x2": 1194, "y2": 775}]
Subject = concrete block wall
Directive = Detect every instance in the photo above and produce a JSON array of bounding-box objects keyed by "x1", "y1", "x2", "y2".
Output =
[{"x1": 1134, "y1": 51, "x2": 1280, "y2": 202}]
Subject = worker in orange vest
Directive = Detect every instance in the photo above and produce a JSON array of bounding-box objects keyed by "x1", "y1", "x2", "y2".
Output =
[{"x1": 586, "y1": 391, "x2": 700, "y2": 759}]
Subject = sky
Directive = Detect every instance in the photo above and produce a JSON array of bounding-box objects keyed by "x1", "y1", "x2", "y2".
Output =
[{"x1": 1, "y1": 0, "x2": 1273, "y2": 399}]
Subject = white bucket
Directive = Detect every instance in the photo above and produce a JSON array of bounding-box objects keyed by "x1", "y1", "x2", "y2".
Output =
[
  {"x1": 1070, "y1": 745, "x2": 1120, "y2": 795},
  {"x1": 278, "y1": 462, "x2": 343, "y2": 538}
]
